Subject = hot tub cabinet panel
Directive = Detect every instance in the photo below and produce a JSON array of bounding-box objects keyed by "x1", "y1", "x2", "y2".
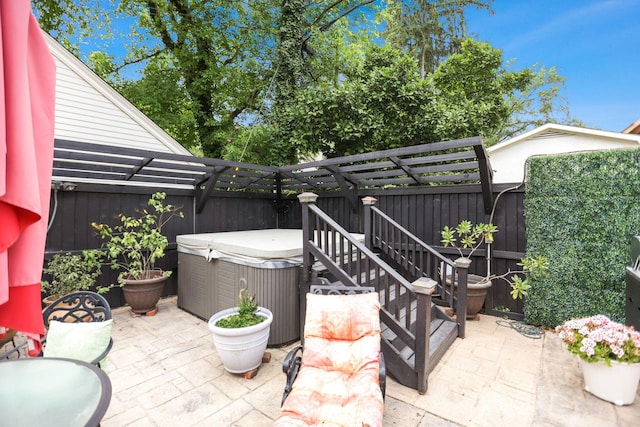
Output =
[
  {"x1": 177, "y1": 252, "x2": 215, "y2": 322},
  {"x1": 177, "y1": 230, "x2": 302, "y2": 346}
]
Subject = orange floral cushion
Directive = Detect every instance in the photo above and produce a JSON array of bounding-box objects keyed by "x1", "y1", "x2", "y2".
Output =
[
  {"x1": 274, "y1": 292, "x2": 384, "y2": 426},
  {"x1": 274, "y1": 365, "x2": 384, "y2": 426},
  {"x1": 303, "y1": 292, "x2": 381, "y2": 342}
]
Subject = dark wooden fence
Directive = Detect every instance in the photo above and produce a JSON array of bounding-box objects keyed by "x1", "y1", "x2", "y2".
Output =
[{"x1": 45, "y1": 183, "x2": 526, "y2": 317}]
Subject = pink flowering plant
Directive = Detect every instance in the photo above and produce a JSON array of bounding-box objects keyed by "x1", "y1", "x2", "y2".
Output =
[{"x1": 556, "y1": 315, "x2": 640, "y2": 365}]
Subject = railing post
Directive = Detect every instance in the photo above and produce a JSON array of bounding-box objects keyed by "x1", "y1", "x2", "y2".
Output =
[
  {"x1": 412, "y1": 277, "x2": 436, "y2": 395},
  {"x1": 454, "y1": 257, "x2": 471, "y2": 339},
  {"x1": 298, "y1": 192, "x2": 318, "y2": 344},
  {"x1": 361, "y1": 196, "x2": 377, "y2": 250}
]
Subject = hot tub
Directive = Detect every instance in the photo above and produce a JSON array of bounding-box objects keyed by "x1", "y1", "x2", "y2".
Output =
[{"x1": 177, "y1": 229, "x2": 305, "y2": 346}]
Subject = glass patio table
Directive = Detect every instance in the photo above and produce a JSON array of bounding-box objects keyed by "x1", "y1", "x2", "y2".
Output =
[{"x1": 0, "y1": 357, "x2": 112, "y2": 427}]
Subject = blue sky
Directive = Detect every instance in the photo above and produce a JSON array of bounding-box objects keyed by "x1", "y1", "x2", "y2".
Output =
[{"x1": 465, "y1": 0, "x2": 640, "y2": 132}]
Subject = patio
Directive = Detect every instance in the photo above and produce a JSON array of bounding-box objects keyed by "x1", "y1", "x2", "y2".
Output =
[{"x1": 100, "y1": 297, "x2": 639, "y2": 426}]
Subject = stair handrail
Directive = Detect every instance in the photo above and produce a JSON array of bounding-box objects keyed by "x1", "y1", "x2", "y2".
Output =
[
  {"x1": 298, "y1": 192, "x2": 435, "y2": 393},
  {"x1": 362, "y1": 197, "x2": 468, "y2": 338}
]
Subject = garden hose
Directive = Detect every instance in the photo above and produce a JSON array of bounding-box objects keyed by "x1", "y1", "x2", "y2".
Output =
[{"x1": 496, "y1": 319, "x2": 545, "y2": 339}]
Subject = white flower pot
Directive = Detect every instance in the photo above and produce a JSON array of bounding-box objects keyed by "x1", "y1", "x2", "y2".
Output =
[
  {"x1": 208, "y1": 307, "x2": 273, "y2": 374},
  {"x1": 581, "y1": 359, "x2": 640, "y2": 405}
]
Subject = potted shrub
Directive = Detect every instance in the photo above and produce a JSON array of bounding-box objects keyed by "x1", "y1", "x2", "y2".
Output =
[
  {"x1": 556, "y1": 315, "x2": 640, "y2": 405},
  {"x1": 441, "y1": 221, "x2": 497, "y2": 319},
  {"x1": 41, "y1": 250, "x2": 104, "y2": 305},
  {"x1": 441, "y1": 220, "x2": 547, "y2": 318},
  {"x1": 92, "y1": 192, "x2": 183, "y2": 315},
  {"x1": 208, "y1": 289, "x2": 273, "y2": 374}
]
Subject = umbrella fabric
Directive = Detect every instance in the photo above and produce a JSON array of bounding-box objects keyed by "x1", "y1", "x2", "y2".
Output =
[{"x1": 0, "y1": 0, "x2": 56, "y2": 353}]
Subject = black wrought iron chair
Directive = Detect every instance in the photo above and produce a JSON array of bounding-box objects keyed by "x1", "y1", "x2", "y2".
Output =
[
  {"x1": 275, "y1": 285, "x2": 385, "y2": 426},
  {"x1": 41, "y1": 291, "x2": 114, "y2": 366}
]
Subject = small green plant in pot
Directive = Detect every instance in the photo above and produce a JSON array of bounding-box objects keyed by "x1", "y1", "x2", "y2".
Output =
[
  {"x1": 441, "y1": 220, "x2": 547, "y2": 318},
  {"x1": 440, "y1": 221, "x2": 497, "y2": 319},
  {"x1": 91, "y1": 192, "x2": 183, "y2": 314},
  {"x1": 441, "y1": 220, "x2": 498, "y2": 258},
  {"x1": 208, "y1": 289, "x2": 273, "y2": 374},
  {"x1": 41, "y1": 250, "x2": 104, "y2": 302},
  {"x1": 215, "y1": 289, "x2": 265, "y2": 328}
]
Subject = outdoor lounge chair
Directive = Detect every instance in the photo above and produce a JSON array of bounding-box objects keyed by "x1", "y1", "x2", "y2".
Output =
[
  {"x1": 275, "y1": 286, "x2": 385, "y2": 427},
  {"x1": 41, "y1": 291, "x2": 114, "y2": 366}
]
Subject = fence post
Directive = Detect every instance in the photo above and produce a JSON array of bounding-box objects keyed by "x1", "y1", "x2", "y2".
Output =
[
  {"x1": 297, "y1": 192, "x2": 318, "y2": 344},
  {"x1": 413, "y1": 277, "x2": 437, "y2": 394},
  {"x1": 361, "y1": 196, "x2": 377, "y2": 250},
  {"x1": 454, "y1": 257, "x2": 471, "y2": 338}
]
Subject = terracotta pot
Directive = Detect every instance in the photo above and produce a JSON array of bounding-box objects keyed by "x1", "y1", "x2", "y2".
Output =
[
  {"x1": 42, "y1": 294, "x2": 61, "y2": 307},
  {"x1": 42, "y1": 295, "x2": 83, "y2": 321},
  {"x1": 121, "y1": 272, "x2": 168, "y2": 314}
]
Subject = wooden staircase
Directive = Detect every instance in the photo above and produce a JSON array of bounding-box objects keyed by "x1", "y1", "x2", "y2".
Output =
[{"x1": 299, "y1": 193, "x2": 471, "y2": 394}]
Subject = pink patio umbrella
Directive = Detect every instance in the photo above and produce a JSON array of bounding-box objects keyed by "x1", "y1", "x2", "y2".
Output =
[{"x1": 0, "y1": 0, "x2": 56, "y2": 355}]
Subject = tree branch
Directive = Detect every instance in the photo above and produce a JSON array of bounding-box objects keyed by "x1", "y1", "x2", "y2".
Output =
[
  {"x1": 113, "y1": 50, "x2": 164, "y2": 73},
  {"x1": 318, "y1": 0, "x2": 375, "y2": 32},
  {"x1": 228, "y1": 87, "x2": 261, "y2": 122},
  {"x1": 302, "y1": 0, "x2": 375, "y2": 50}
]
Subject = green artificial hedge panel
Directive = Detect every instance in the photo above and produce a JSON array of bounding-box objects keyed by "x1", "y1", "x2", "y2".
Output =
[{"x1": 524, "y1": 147, "x2": 640, "y2": 327}]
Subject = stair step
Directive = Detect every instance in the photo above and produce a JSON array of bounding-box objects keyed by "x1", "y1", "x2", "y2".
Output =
[
  {"x1": 379, "y1": 285, "x2": 444, "y2": 323},
  {"x1": 381, "y1": 317, "x2": 458, "y2": 377},
  {"x1": 314, "y1": 266, "x2": 388, "y2": 289}
]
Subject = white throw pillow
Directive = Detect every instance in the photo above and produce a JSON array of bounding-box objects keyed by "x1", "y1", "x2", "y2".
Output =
[{"x1": 43, "y1": 319, "x2": 113, "y2": 364}]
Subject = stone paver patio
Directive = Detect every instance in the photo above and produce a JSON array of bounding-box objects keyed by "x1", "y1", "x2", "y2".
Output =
[{"x1": 100, "y1": 297, "x2": 640, "y2": 426}]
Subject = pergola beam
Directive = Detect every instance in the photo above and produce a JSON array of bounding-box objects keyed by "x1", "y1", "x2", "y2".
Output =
[
  {"x1": 52, "y1": 137, "x2": 494, "y2": 214},
  {"x1": 195, "y1": 166, "x2": 230, "y2": 214}
]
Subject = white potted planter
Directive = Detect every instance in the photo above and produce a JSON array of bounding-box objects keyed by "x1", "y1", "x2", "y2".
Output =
[
  {"x1": 581, "y1": 359, "x2": 640, "y2": 405},
  {"x1": 557, "y1": 314, "x2": 640, "y2": 405},
  {"x1": 208, "y1": 305, "x2": 273, "y2": 374}
]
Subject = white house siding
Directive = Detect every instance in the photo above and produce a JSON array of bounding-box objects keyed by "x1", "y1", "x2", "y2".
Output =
[
  {"x1": 487, "y1": 124, "x2": 640, "y2": 184},
  {"x1": 46, "y1": 32, "x2": 191, "y2": 156}
]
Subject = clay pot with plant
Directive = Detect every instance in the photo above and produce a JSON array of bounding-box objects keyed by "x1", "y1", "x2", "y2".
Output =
[
  {"x1": 41, "y1": 249, "x2": 104, "y2": 305},
  {"x1": 92, "y1": 192, "x2": 183, "y2": 315},
  {"x1": 208, "y1": 289, "x2": 273, "y2": 374},
  {"x1": 441, "y1": 220, "x2": 547, "y2": 319}
]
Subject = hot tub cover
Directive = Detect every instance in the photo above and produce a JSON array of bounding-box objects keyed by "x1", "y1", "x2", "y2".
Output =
[
  {"x1": 177, "y1": 229, "x2": 306, "y2": 268},
  {"x1": 177, "y1": 229, "x2": 364, "y2": 268}
]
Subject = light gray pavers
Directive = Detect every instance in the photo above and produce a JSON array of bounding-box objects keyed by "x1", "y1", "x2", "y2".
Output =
[{"x1": 101, "y1": 297, "x2": 640, "y2": 426}]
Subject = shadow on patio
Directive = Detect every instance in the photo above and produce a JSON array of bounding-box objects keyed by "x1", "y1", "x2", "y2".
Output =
[{"x1": 101, "y1": 297, "x2": 640, "y2": 426}]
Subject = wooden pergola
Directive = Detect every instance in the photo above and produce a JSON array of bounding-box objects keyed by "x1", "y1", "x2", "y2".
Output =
[{"x1": 52, "y1": 136, "x2": 493, "y2": 214}]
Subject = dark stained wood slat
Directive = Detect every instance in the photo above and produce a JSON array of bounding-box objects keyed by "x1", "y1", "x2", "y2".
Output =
[{"x1": 54, "y1": 136, "x2": 493, "y2": 214}]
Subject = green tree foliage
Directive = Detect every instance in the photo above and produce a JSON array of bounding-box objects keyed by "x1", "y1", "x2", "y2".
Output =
[
  {"x1": 33, "y1": 1, "x2": 579, "y2": 163},
  {"x1": 268, "y1": 0, "x2": 308, "y2": 166},
  {"x1": 493, "y1": 62, "x2": 585, "y2": 144},
  {"x1": 281, "y1": 45, "x2": 432, "y2": 157},
  {"x1": 117, "y1": 55, "x2": 200, "y2": 151},
  {"x1": 281, "y1": 39, "x2": 542, "y2": 157},
  {"x1": 266, "y1": 0, "x2": 378, "y2": 166},
  {"x1": 34, "y1": 0, "x2": 377, "y2": 163},
  {"x1": 35, "y1": 0, "x2": 280, "y2": 158},
  {"x1": 380, "y1": 0, "x2": 580, "y2": 145},
  {"x1": 428, "y1": 39, "x2": 535, "y2": 145},
  {"x1": 382, "y1": 0, "x2": 493, "y2": 78}
]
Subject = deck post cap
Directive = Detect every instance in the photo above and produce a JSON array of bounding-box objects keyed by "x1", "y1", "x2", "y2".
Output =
[
  {"x1": 298, "y1": 192, "x2": 318, "y2": 203},
  {"x1": 412, "y1": 277, "x2": 437, "y2": 294},
  {"x1": 361, "y1": 196, "x2": 377, "y2": 205}
]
